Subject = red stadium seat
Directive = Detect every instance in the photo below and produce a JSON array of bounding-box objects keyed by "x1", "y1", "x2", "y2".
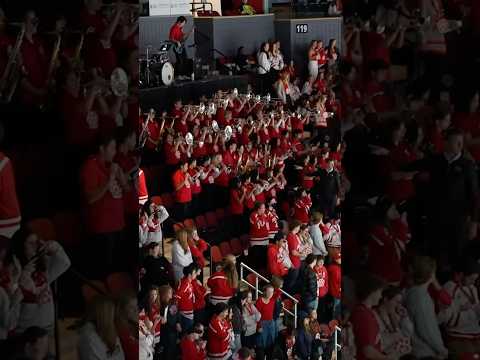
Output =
[
  {"x1": 151, "y1": 196, "x2": 162, "y2": 205},
  {"x1": 246, "y1": 273, "x2": 257, "y2": 287},
  {"x1": 215, "y1": 208, "x2": 226, "y2": 222},
  {"x1": 195, "y1": 215, "x2": 208, "y2": 231},
  {"x1": 161, "y1": 193, "x2": 174, "y2": 210},
  {"x1": 205, "y1": 211, "x2": 218, "y2": 229},
  {"x1": 219, "y1": 242, "x2": 232, "y2": 257},
  {"x1": 106, "y1": 272, "x2": 135, "y2": 295},
  {"x1": 240, "y1": 234, "x2": 250, "y2": 250},
  {"x1": 27, "y1": 218, "x2": 56, "y2": 241},
  {"x1": 229, "y1": 238, "x2": 242, "y2": 256},
  {"x1": 53, "y1": 212, "x2": 84, "y2": 248},
  {"x1": 210, "y1": 245, "x2": 223, "y2": 264},
  {"x1": 82, "y1": 281, "x2": 108, "y2": 304},
  {"x1": 184, "y1": 218, "x2": 195, "y2": 230}
]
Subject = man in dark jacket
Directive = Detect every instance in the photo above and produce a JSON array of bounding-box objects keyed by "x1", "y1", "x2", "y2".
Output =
[
  {"x1": 313, "y1": 159, "x2": 341, "y2": 220},
  {"x1": 301, "y1": 254, "x2": 319, "y2": 313},
  {"x1": 410, "y1": 128, "x2": 478, "y2": 268}
]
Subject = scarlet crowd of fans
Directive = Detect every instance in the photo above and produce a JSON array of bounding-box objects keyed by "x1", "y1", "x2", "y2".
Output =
[
  {"x1": 0, "y1": 0, "x2": 139, "y2": 359},
  {"x1": 338, "y1": 1, "x2": 480, "y2": 360},
  {"x1": 138, "y1": 26, "x2": 346, "y2": 358}
]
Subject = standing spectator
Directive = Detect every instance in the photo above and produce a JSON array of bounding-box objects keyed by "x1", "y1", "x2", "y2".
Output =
[
  {"x1": 146, "y1": 201, "x2": 169, "y2": 246},
  {"x1": 350, "y1": 273, "x2": 386, "y2": 360},
  {"x1": 172, "y1": 229, "x2": 193, "y2": 283},
  {"x1": 207, "y1": 303, "x2": 233, "y2": 360},
  {"x1": 116, "y1": 292, "x2": 138, "y2": 360},
  {"x1": 141, "y1": 242, "x2": 175, "y2": 294},
  {"x1": 267, "y1": 231, "x2": 290, "y2": 278},
  {"x1": 187, "y1": 228, "x2": 208, "y2": 273},
  {"x1": 172, "y1": 161, "x2": 192, "y2": 221},
  {"x1": 77, "y1": 296, "x2": 125, "y2": 360},
  {"x1": 175, "y1": 263, "x2": 200, "y2": 335},
  {"x1": 0, "y1": 123, "x2": 21, "y2": 239},
  {"x1": 309, "y1": 212, "x2": 328, "y2": 257},
  {"x1": 240, "y1": 290, "x2": 261, "y2": 351},
  {"x1": 80, "y1": 134, "x2": 127, "y2": 277},
  {"x1": 405, "y1": 256, "x2": 448, "y2": 359},
  {"x1": 328, "y1": 252, "x2": 342, "y2": 320},
  {"x1": 256, "y1": 284, "x2": 279, "y2": 360},
  {"x1": 313, "y1": 159, "x2": 340, "y2": 220},
  {"x1": 314, "y1": 256, "x2": 329, "y2": 321},
  {"x1": 180, "y1": 326, "x2": 207, "y2": 360},
  {"x1": 248, "y1": 202, "x2": 270, "y2": 270},
  {"x1": 159, "y1": 285, "x2": 180, "y2": 360},
  {"x1": 11, "y1": 228, "x2": 70, "y2": 334},
  {"x1": 286, "y1": 220, "x2": 303, "y2": 294},
  {"x1": 208, "y1": 256, "x2": 238, "y2": 305},
  {"x1": 12, "y1": 326, "x2": 53, "y2": 360},
  {"x1": 302, "y1": 254, "x2": 320, "y2": 313}
]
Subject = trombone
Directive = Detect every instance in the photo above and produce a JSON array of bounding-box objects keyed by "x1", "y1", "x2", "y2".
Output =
[{"x1": 0, "y1": 24, "x2": 25, "y2": 103}]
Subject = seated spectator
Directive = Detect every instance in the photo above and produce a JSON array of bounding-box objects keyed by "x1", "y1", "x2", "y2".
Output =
[{"x1": 239, "y1": 0, "x2": 256, "y2": 15}]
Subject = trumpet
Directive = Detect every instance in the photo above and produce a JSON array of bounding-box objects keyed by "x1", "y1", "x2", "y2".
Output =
[
  {"x1": 0, "y1": 24, "x2": 25, "y2": 103},
  {"x1": 82, "y1": 67, "x2": 129, "y2": 97}
]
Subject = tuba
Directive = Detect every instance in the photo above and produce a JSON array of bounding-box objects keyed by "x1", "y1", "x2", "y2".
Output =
[
  {"x1": 111, "y1": 67, "x2": 129, "y2": 97},
  {"x1": 0, "y1": 24, "x2": 25, "y2": 103},
  {"x1": 46, "y1": 33, "x2": 62, "y2": 88},
  {"x1": 185, "y1": 132, "x2": 194, "y2": 146}
]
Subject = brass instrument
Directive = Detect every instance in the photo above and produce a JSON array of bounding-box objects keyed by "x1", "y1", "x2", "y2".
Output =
[
  {"x1": 72, "y1": 32, "x2": 85, "y2": 68},
  {"x1": 46, "y1": 34, "x2": 62, "y2": 87},
  {"x1": 0, "y1": 24, "x2": 25, "y2": 103}
]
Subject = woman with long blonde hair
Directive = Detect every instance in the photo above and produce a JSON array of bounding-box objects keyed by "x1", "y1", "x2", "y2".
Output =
[
  {"x1": 207, "y1": 255, "x2": 239, "y2": 305},
  {"x1": 77, "y1": 295, "x2": 125, "y2": 359},
  {"x1": 172, "y1": 228, "x2": 193, "y2": 282}
]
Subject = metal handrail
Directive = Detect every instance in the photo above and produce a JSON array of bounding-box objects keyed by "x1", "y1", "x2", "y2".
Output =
[
  {"x1": 240, "y1": 262, "x2": 298, "y2": 328},
  {"x1": 190, "y1": 1, "x2": 214, "y2": 14},
  {"x1": 333, "y1": 325, "x2": 342, "y2": 358}
]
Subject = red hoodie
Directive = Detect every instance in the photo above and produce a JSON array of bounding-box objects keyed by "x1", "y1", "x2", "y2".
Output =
[
  {"x1": 267, "y1": 243, "x2": 289, "y2": 277},
  {"x1": 189, "y1": 238, "x2": 209, "y2": 268}
]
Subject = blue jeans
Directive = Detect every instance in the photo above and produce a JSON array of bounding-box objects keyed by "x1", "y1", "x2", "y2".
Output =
[
  {"x1": 180, "y1": 315, "x2": 193, "y2": 335},
  {"x1": 332, "y1": 297, "x2": 341, "y2": 320},
  {"x1": 257, "y1": 320, "x2": 276, "y2": 348}
]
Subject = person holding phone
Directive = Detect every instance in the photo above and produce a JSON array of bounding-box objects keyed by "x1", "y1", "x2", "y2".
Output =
[{"x1": 10, "y1": 227, "x2": 70, "y2": 335}]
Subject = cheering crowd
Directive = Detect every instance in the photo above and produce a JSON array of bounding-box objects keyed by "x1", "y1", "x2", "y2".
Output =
[
  {"x1": 337, "y1": 1, "x2": 480, "y2": 360},
  {"x1": 0, "y1": 0, "x2": 139, "y2": 359},
  {"x1": 138, "y1": 27, "x2": 345, "y2": 360}
]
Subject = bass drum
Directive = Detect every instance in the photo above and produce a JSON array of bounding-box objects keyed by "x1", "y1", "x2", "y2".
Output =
[{"x1": 160, "y1": 62, "x2": 174, "y2": 86}]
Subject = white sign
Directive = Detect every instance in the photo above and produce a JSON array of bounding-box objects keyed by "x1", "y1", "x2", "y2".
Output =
[{"x1": 149, "y1": 0, "x2": 190, "y2": 16}]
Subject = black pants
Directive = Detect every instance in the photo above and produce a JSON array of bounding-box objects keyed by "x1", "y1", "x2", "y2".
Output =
[
  {"x1": 248, "y1": 244, "x2": 268, "y2": 272},
  {"x1": 86, "y1": 230, "x2": 125, "y2": 279},
  {"x1": 173, "y1": 47, "x2": 188, "y2": 77},
  {"x1": 175, "y1": 201, "x2": 191, "y2": 222}
]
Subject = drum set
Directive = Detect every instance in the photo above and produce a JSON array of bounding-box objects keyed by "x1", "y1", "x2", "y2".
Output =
[{"x1": 139, "y1": 42, "x2": 175, "y2": 88}]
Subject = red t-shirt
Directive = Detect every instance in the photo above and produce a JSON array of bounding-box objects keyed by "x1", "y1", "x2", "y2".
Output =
[
  {"x1": 351, "y1": 304, "x2": 382, "y2": 360},
  {"x1": 79, "y1": 8, "x2": 106, "y2": 35},
  {"x1": 287, "y1": 232, "x2": 301, "y2": 269},
  {"x1": 61, "y1": 91, "x2": 98, "y2": 147},
  {"x1": 115, "y1": 152, "x2": 138, "y2": 215},
  {"x1": 327, "y1": 263, "x2": 341, "y2": 298},
  {"x1": 169, "y1": 24, "x2": 184, "y2": 42},
  {"x1": 118, "y1": 326, "x2": 138, "y2": 360},
  {"x1": 230, "y1": 188, "x2": 244, "y2": 215},
  {"x1": 80, "y1": 157, "x2": 125, "y2": 234},
  {"x1": 256, "y1": 296, "x2": 277, "y2": 321},
  {"x1": 86, "y1": 39, "x2": 117, "y2": 77},
  {"x1": 0, "y1": 154, "x2": 21, "y2": 238},
  {"x1": 20, "y1": 36, "x2": 48, "y2": 105},
  {"x1": 172, "y1": 170, "x2": 192, "y2": 203}
]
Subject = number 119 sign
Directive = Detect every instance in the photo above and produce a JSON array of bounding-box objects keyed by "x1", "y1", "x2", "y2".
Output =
[{"x1": 296, "y1": 24, "x2": 308, "y2": 33}]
